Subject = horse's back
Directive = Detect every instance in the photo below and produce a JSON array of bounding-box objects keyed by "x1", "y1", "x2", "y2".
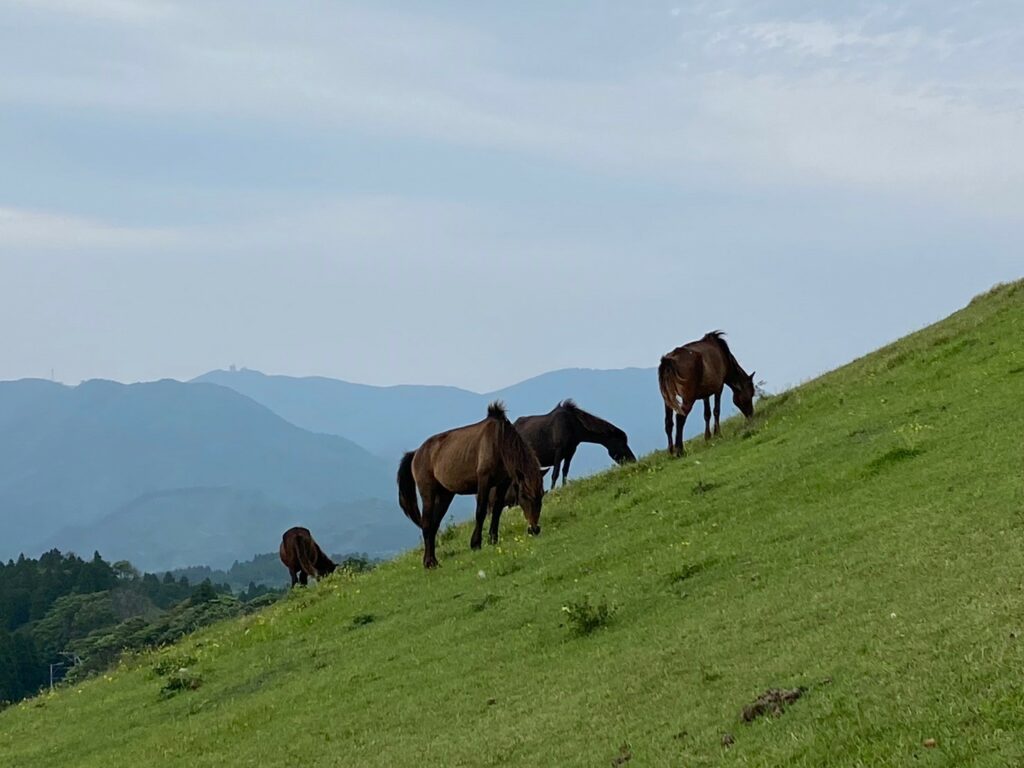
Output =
[
  {"x1": 510, "y1": 411, "x2": 563, "y2": 467},
  {"x1": 414, "y1": 417, "x2": 499, "y2": 494},
  {"x1": 685, "y1": 338, "x2": 728, "y2": 391}
]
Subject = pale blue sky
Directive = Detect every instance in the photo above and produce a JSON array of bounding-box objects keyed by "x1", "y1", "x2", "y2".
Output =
[{"x1": 1, "y1": 1, "x2": 1021, "y2": 391}]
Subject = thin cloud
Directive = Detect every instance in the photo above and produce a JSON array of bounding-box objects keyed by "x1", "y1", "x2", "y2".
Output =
[
  {"x1": 0, "y1": 207, "x2": 180, "y2": 250},
  {"x1": 1, "y1": 3, "x2": 1021, "y2": 215}
]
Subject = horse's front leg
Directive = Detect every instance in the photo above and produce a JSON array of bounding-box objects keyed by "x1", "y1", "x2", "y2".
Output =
[
  {"x1": 561, "y1": 445, "x2": 577, "y2": 487},
  {"x1": 713, "y1": 391, "x2": 722, "y2": 436},
  {"x1": 488, "y1": 481, "x2": 510, "y2": 545},
  {"x1": 703, "y1": 397, "x2": 712, "y2": 441},
  {"x1": 469, "y1": 485, "x2": 490, "y2": 550},
  {"x1": 549, "y1": 452, "x2": 562, "y2": 490}
]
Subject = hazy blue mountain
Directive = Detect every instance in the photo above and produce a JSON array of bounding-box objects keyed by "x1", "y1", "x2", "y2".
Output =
[
  {"x1": 192, "y1": 368, "x2": 483, "y2": 460},
  {"x1": 44, "y1": 492, "x2": 415, "y2": 572},
  {"x1": 0, "y1": 379, "x2": 396, "y2": 567},
  {"x1": 193, "y1": 366, "x2": 736, "y2": 478}
]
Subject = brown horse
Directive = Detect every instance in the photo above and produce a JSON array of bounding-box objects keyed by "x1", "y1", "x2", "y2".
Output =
[
  {"x1": 279, "y1": 526, "x2": 337, "y2": 587},
  {"x1": 659, "y1": 331, "x2": 755, "y2": 456},
  {"x1": 397, "y1": 401, "x2": 545, "y2": 569},
  {"x1": 514, "y1": 400, "x2": 636, "y2": 489}
]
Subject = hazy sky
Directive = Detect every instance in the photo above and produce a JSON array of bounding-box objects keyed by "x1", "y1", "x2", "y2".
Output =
[{"x1": 1, "y1": 1, "x2": 1021, "y2": 392}]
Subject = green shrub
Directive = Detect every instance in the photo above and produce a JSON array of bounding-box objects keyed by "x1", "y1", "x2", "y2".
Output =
[{"x1": 561, "y1": 596, "x2": 615, "y2": 636}]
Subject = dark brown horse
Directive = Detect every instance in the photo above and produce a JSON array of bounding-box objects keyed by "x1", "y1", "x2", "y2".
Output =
[
  {"x1": 659, "y1": 331, "x2": 755, "y2": 456},
  {"x1": 279, "y1": 526, "x2": 337, "y2": 587},
  {"x1": 397, "y1": 402, "x2": 545, "y2": 569},
  {"x1": 514, "y1": 399, "x2": 636, "y2": 489}
]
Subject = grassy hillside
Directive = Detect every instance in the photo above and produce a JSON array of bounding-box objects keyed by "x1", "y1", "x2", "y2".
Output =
[{"x1": 2, "y1": 282, "x2": 1022, "y2": 766}]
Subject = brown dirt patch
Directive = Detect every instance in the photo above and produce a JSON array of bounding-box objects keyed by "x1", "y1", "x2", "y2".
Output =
[{"x1": 741, "y1": 687, "x2": 806, "y2": 722}]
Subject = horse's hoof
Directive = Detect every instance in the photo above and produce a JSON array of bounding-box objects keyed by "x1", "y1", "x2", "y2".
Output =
[{"x1": 527, "y1": 525, "x2": 541, "y2": 536}]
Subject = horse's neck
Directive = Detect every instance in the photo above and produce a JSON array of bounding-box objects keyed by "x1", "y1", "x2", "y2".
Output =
[
  {"x1": 571, "y1": 413, "x2": 615, "y2": 446},
  {"x1": 724, "y1": 358, "x2": 747, "y2": 390}
]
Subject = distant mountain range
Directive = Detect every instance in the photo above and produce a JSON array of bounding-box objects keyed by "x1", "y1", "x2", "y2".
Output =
[
  {"x1": 0, "y1": 378, "x2": 395, "y2": 569},
  {"x1": 1, "y1": 366, "x2": 731, "y2": 572},
  {"x1": 192, "y1": 365, "x2": 723, "y2": 472}
]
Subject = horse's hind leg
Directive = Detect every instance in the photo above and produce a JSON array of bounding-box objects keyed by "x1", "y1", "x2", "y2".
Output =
[
  {"x1": 703, "y1": 397, "x2": 712, "y2": 441},
  {"x1": 664, "y1": 405, "x2": 674, "y2": 455},
  {"x1": 674, "y1": 404, "x2": 690, "y2": 456},
  {"x1": 713, "y1": 391, "x2": 722, "y2": 436},
  {"x1": 288, "y1": 568, "x2": 298, "y2": 588},
  {"x1": 488, "y1": 480, "x2": 511, "y2": 545},
  {"x1": 421, "y1": 484, "x2": 451, "y2": 569},
  {"x1": 299, "y1": 570, "x2": 308, "y2": 586}
]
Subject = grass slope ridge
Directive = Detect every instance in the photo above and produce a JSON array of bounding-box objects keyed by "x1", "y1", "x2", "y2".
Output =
[{"x1": 2, "y1": 282, "x2": 1023, "y2": 766}]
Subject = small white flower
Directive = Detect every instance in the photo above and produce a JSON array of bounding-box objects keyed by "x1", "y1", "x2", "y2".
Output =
[
  {"x1": 889, "y1": 612, "x2": 897, "y2": 619},
  {"x1": 477, "y1": 570, "x2": 486, "y2": 579}
]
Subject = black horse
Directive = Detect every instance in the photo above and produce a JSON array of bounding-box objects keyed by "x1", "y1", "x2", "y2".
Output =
[{"x1": 513, "y1": 400, "x2": 636, "y2": 489}]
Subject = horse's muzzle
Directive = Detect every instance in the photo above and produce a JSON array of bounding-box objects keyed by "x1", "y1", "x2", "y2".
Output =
[{"x1": 527, "y1": 525, "x2": 541, "y2": 536}]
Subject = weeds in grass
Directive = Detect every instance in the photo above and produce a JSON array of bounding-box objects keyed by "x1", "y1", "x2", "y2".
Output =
[
  {"x1": 692, "y1": 479, "x2": 718, "y2": 495},
  {"x1": 699, "y1": 661, "x2": 722, "y2": 683},
  {"x1": 159, "y1": 667, "x2": 201, "y2": 699},
  {"x1": 152, "y1": 653, "x2": 197, "y2": 677},
  {"x1": 561, "y1": 596, "x2": 615, "y2": 636},
  {"x1": 471, "y1": 594, "x2": 501, "y2": 612},
  {"x1": 350, "y1": 614, "x2": 375, "y2": 628},
  {"x1": 867, "y1": 446, "x2": 924, "y2": 474},
  {"x1": 667, "y1": 561, "x2": 712, "y2": 585}
]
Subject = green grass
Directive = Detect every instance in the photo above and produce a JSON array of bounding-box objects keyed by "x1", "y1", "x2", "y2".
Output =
[{"x1": 3, "y1": 281, "x2": 1024, "y2": 767}]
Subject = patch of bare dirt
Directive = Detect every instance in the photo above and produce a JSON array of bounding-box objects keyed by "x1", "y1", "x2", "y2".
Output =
[{"x1": 741, "y1": 687, "x2": 806, "y2": 722}]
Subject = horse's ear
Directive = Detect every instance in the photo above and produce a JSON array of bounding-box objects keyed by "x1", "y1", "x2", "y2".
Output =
[{"x1": 750, "y1": 371, "x2": 756, "y2": 381}]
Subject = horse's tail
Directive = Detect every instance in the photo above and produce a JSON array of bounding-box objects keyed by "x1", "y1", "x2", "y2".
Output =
[
  {"x1": 658, "y1": 356, "x2": 681, "y2": 413},
  {"x1": 397, "y1": 451, "x2": 422, "y2": 528},
  {"x1": 659, "y1": 352, "x2": 701, "y2": 415},
  {"x1": 295, "y1": 534, "x2": 320, "y2": 579}
]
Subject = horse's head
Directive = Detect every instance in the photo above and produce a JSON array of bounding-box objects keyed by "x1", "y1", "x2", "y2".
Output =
[
  {"x1": 606, "y1": 433, "x2": 637, "y2": 465},
  {"x1": 516, "y1": 467, "x2": 545, "y2": 536},
  {"x1": 733, "y1": 371, "x2": 756, "y2": 418}
]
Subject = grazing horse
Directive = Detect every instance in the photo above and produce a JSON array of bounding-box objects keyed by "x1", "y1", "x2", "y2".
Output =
[
  {"x1": 514, "y1": 399, "x2": 636, "y2": 489},
  {"x1": 659, "y1": 331, "x2": 755, "y2": 456},
  {"x1": 279, "y1": 526, "x2": 337, "y2": 587},
  {"x1": 397, "y1": 402, "x2": 545, "y2": 569}
]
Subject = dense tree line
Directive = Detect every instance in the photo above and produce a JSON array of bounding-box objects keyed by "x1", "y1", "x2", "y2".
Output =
[{"x1": 0, "y1": 549, "x2": 277, "y2": 706}]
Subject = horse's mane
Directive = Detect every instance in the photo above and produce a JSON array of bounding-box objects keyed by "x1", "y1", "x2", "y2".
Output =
[
  {"x1": 702, "y1": 330, "x2": 745, "y2": 375},
  {"x1": 491, "y1": 404, "x2": 543, "y2": 499},
  {"x1": 702, "y1": 330, "x2": 731, "y2": 356},
  {"x1": 557, "y1": 399, "x2": 625, "y2": 439}
]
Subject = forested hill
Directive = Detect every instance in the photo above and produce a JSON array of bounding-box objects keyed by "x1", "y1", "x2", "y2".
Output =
[{"x1": 0, "y1": 550, "x2": 271, "y2": 705}]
